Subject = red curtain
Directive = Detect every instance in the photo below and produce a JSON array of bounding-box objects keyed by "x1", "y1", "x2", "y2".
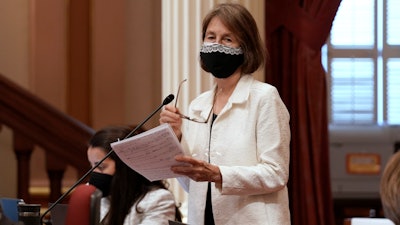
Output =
[{"x1": 265, "y1": 0, "x2": 341, "y2": 224}]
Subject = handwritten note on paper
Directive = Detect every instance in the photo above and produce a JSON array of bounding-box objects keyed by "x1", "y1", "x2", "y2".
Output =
[{"x1": 110, "y1": 123, "x2": 187, "y2": 181}]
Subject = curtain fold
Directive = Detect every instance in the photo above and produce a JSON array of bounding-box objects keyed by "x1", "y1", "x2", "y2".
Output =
[{"x1": 265, "y1": 1, "x2": 341, "y2": 224}]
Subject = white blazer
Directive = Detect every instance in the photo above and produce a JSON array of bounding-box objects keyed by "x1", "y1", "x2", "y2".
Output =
[
  {"x1": 180, "y1": 75, "x2": 291, "y2": 225},
  {"x1": 100, "y1": 188, "x2": 176, "y2": 225}
]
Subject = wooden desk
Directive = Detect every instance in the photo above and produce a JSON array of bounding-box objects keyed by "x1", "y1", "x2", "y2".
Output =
[{"x1": 333, "y1": 193, "x2": 383, "y2": 225}]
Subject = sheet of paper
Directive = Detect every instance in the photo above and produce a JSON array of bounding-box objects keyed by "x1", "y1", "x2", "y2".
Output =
[{"x1": 110, "y1": 123, "x2": 187, "y2": 181}]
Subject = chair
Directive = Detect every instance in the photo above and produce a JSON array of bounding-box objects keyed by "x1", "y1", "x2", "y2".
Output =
[
  {"x1": 49, "y1": 203, "x2": 68, "y2": 225},
  {"x1": 64, "y1": 184, "x2": 102, "y2": 225},
  {"x1": 0, "y1": 198, "x2": 23, "y2": 223},
  {"x1": 344, "y1": 217, "x2": 395, "y2": 225},
  {"x1": 0, "y1": 204, "x2": 21, "y2": 225}
]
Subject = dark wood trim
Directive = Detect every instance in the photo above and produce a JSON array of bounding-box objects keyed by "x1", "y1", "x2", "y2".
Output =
[{"x1": 0, "y1": 74, "x2": 94, "y2": 200}]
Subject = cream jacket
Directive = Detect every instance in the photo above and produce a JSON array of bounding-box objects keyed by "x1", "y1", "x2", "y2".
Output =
[
  {"x1": 180, "y1": 75, "x2": 291, "y2": 225},
  {"x1": 100, "y1": 188, "x2": 176, "y2": 225}
]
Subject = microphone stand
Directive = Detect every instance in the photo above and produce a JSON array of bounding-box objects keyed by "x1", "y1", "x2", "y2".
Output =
[{"x1": 40, "y1": 94, "x2": 174, "y2": 225}]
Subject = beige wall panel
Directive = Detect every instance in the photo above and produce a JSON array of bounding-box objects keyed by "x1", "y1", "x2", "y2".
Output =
[
  {"x1": 91, "y1": 0, "x2": 127, "y2": 129},
  {"x1": 125, "y1": 0, "x2": 161, "y2": 129},
  {"x1": 0, "y1": 0, "x2": 30, "y2": 198}
]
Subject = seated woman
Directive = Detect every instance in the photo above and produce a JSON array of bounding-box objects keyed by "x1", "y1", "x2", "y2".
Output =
[
  {"x1": 87, "y1": 125, "x2": 181, "y2": 225},
  {"x1": 380, "y1": 150, "x2": 400, "y2": 225}
]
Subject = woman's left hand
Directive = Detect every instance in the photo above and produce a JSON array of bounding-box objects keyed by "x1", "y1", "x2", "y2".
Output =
[{"x1": 171, "y1": 155, "x2": 222, "y2": 186}]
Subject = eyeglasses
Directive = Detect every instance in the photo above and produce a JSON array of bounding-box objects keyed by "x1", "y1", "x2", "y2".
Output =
[{"x1": 175, "y1": 79, "x2": 212, "y2": 123}]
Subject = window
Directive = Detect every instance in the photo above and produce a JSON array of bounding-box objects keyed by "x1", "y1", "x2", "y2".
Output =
[{"x1": 325, "y1": 0, "x2": 400, "y2": 126}]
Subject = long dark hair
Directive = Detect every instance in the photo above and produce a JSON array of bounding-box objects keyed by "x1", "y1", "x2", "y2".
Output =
[{"x1": 89, "y1": 125, "x2": 182, "y2": 225}]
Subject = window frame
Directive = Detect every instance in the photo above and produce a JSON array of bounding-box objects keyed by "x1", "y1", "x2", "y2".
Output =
[{"x1": 326, "y1": 0, "x2": 400, "y2": 129}]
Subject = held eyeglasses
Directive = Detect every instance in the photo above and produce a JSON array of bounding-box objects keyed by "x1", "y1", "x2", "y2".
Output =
[{"x1": 175, "y1": 79, "x2": 212, "y2": 123}]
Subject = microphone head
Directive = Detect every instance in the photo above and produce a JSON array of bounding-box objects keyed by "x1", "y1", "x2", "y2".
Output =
[{"x1": 163, "y1": 94, "x2": 175, "y2": 105}]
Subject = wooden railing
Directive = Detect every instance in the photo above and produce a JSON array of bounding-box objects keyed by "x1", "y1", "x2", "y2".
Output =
[{"x1": 0, "y1": 73, "x2": 94, "y2": 204}]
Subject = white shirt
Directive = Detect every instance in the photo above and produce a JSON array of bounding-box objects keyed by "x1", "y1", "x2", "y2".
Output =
[{"x1": 100, "y1": 188, "x2": 176, "y2": 225}]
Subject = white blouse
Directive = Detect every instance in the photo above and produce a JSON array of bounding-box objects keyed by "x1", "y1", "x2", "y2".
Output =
[{"x1": 100, "y1": 188, "x2": 176, "y2": 225}]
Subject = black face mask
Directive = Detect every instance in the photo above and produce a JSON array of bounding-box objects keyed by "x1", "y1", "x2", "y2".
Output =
[
  {"x1": 88, "y1": 172, "x2": 113, "y2": 197},
  {"x1": 200, "y1": 43, "x2": 244, "y2": 79}
]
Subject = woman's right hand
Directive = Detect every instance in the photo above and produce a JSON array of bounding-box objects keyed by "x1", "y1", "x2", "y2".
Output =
[{"x1": 159, "y1": 105, "x2": 183, "y2": 140}]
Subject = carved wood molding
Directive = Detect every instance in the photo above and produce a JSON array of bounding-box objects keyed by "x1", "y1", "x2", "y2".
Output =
[{"x1": 0, "y1": 73, "x2": 94, "y2": 179}]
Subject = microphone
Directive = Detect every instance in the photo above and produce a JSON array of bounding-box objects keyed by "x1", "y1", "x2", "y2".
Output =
[
  {"x1": 40, "y1": 94, "x2": 174, "y2": 224},
  {"x1": 124, "y1": 94, "x2": 174, "y2": 139},
  {"x1": 162, "y1": 94, "x2": 175, "y2": 106}
]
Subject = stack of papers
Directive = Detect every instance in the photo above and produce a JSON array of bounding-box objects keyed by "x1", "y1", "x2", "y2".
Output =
[{"x1": 111, "y1": 123, "x2": 187, "y2": 181}]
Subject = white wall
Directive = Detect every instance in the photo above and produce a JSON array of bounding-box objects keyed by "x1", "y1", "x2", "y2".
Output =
[{"x1": 330, "y1": 126, "x2": 400, "y2": 198}]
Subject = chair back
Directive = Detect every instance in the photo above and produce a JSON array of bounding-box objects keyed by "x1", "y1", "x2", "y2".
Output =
[
  {"x1": 64, "y1": 184, "x2": 102, "y2": 225},
  {"x1": 49, "y1": 203, "x2": 68, "y2": 225},
  {"x1": 0, "y1": 198, "x2": 23, "y2": 223}
]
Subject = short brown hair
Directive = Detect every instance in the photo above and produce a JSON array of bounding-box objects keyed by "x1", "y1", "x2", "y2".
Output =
[
  {"x1": 200, "y1": 3, "x2": 266, "y2": 74},
  {"x1": 380, "y1": 151, "x2": 400, "y2": 224}
]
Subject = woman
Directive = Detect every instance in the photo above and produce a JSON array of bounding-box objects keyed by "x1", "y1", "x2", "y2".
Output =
[
  {"x1": 160, "y1": 3, "x2": 291, "y2": 225},
  {"x1": 380, "y1": 151, "x2": 400, "y2": 225},
  {"x1": 87, "y1": 126, "x2": 180, "y2": 225}
]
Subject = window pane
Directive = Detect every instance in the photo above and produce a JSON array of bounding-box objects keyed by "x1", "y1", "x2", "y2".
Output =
[
  {"x1": 387, "y1": 0, "x2": 400, "y2": 45},
  {"x1": 331, "y1": 59, "x2": 375, "y2": 124},
  {"x1": 387, "y1": 59, "x2": 400, "y2": 124},
  {"x1": 330, "y1": 0, "x2": 375, "y2": 47}
]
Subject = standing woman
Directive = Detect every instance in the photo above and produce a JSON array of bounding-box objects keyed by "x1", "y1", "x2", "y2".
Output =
[
  {"x1": 160, "y1": 3, "x2": 291, "y2": 225},
  {"x1": 87, "y1": 126, "x2": 180, "y2": 225}
]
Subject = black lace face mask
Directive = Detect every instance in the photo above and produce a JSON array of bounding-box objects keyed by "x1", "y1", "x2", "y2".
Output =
[
  {"x1": 200, "y1": 43, "x2": 244, "y2": 78},
  {"x1": 88, "y1": 171, "x2": 113, "y2": 197}
]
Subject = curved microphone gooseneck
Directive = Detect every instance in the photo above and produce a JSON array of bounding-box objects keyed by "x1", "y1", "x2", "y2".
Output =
[{"x1": 40, "y1": 94, "x2": 174, "y2": 224}]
